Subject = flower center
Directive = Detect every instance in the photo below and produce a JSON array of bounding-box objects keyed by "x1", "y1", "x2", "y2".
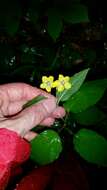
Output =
[
  {"x1": 60, "y1": 80, "x2": 65, "y2": 85},
  {"x1": 46, "y1": 81, "x2": 51, "y2": 86}
]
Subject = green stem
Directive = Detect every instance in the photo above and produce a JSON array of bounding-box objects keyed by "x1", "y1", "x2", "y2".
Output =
[
  {"x1": 64, "y1": 127, "x2": 74, "y2": 135},
  {"x1": 56, "y1": 90, "x2": 67, "y2": 105}
]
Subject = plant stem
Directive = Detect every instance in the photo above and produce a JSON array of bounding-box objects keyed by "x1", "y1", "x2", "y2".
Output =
[
  {"x1": 64, "y1": 127, "x2": 74, "y2": 135},
  {"x1": 56, "y1": 90, "x2": 67, "y2": 105}
]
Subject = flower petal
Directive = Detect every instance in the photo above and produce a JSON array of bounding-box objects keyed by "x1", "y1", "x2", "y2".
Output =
[
  {"x1": 65, "y1": 82, "x2": 71, "y2": 89},
  {"x1": 46, "y1": 86, "x2": 51, "y2": 92},
  {"x1": 57, "y1": 85, "x2": 64, "y2": 92},
  {"x1": 42, "y1": 76, "x2": 48, "y2": 82},
  {"x1": 40, "y1": 83, "x2": 46, "y2": 89},
  {"x1": 52, "y1": 80, "x2": 59, "y2": 88},
  {"x1": 49, "y1": 76, "x2": 54, "y2": 82},
  {"x1": 59, "y1": 74, "x2": 64, "y2": 81},
  {"x1": 64, "y1": 76, "x2": 70, "y2": 82}
]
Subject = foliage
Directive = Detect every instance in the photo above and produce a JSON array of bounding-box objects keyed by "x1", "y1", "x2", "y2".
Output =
[
  {"x1": 64, "y1": 79, "x2": 107, "y2": 113},
  {"x1": 56, "y1": 68, "x2": 89, "y2": 101},
  {"x1": 73, "y1": 129, "x2": 107, "y2": 167},
  {"x1": 25, "y1": 69, "x2": 107, "y2": 167},
  {"x1": 0, "y1": 0, "x2": 107, "y2": 173},
  {"x1": 22, "y1": 95, "x2": 47, "y2": 109},
  {"x1": 73, "y1": 106, "x2": 106, "y2": 126},
  {"x1": 30, "y1": 129, "x2": 62, "y2": 165}
]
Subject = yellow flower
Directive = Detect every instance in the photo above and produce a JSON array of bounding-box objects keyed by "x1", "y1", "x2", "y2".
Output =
[
  {"x1": 53, "y1": 74, "x2": 71, "y2": 92},
  {"x1": 40, "y1": 76, "x2": 55, "y2": 92}
]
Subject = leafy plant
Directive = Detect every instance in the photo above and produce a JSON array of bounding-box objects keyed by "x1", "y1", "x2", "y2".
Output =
[
  {"x1": 23, "y1": 68, "x2": 107, "y2": 167},
  {"x1": 1, "y1": 0, "x2": 107, "y2": 171}
]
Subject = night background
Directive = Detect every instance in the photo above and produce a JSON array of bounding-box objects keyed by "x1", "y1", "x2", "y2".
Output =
[{"x1": 0, "y1": 0, "x2": 107, "y2": 189}]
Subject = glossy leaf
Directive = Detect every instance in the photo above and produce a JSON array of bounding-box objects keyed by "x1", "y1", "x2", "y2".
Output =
[
  {"x1": 57, "y1": 68, "x2": 89, "y2": 102},
  {"x1": 73, "y1": 106, "x2": 106, "y2": 126},
  {"x1": 22, "y1": 95, "x2": 46, "y2": 109},
  {"x1": 30, "y1": 129, "x2": 62, "y2": 165},
  {"x1": 73, "y1": 129, "x2": 107, "y2": 166},
  {"x1": 64, "y1": 79, "x2": 107, "y2": 113}
]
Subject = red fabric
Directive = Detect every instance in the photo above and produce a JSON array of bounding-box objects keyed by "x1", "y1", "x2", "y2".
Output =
[
  {"x1": 0, "y1": 128, "x2": 30, "y2": 190},
  {"x1": 16, "y1": 165, "x2": 54, "y2": 190},
  {"x1": 16, "y1": 151, "x2": 89, "y2": 190}
]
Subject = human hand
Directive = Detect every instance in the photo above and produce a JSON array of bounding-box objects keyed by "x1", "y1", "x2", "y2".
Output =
[{"x1": 0, "y1": 83, "x2": 65, "y2": 141}]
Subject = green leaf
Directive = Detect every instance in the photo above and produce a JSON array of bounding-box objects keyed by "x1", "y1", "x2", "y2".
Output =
[
  {"x1": 22, "y1": 95, "x2": 47, "y2": 109},
  {"x1": 30, "y1": 129, "x2": 62, "y2": 165},
  {"x1": 57, "y1": 68, "x2": 89, "y2": 102},
  {"x1": 63, "y1": 4, "x2": 89, "y2": 24},
  {"x1": 73, "y1": 106, "x2": 106, "y2": 126},
  {"x1": 47, "y1": 9, "x2": 63, "y2": 40},
  {"x1": 64, "y1": 79, "x2": 107, "y2": 113},
  {"x1": 0, "y1": 0, "x2": 21, "y2": 36},
  {"x1": 73, "y1": 129, "x2": 107, "y2": 166}
]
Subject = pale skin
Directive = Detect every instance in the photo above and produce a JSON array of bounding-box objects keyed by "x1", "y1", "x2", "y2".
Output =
[{"x1": 0, "y1": 83, "x2": 65, "y2": 141}]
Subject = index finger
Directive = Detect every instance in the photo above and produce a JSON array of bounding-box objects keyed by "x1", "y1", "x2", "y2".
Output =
[{"x1": 0, "y1": 83, "x2": 52, "y2": 102}]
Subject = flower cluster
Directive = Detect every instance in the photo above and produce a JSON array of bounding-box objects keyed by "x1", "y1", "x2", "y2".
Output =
[
  {"x1": 40, "y1": 76, "x2": 55, "y2": 92},
  {"x1": 40, "y1": 74, "x2": 71, "y2": 92}
]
